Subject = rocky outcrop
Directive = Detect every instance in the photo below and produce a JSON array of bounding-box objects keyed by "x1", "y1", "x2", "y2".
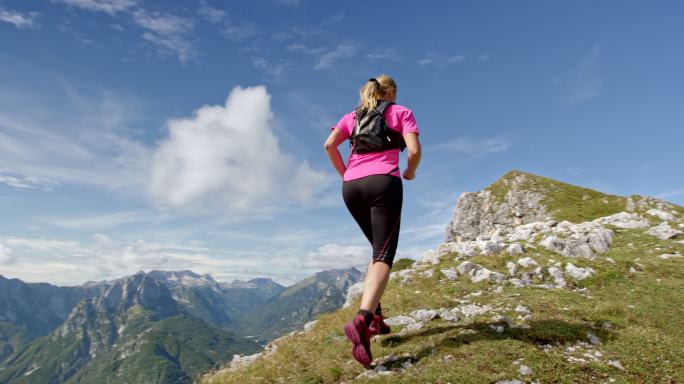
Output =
[{"x1": 445, "y1": 188, "x2": 548, "y2": 242}]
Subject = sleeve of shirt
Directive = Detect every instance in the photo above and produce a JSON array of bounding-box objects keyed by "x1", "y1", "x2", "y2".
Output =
[
  {"x1": 330, "y1": 112, "x2": 354, "y2": 139},
  {"x1": 400, "y1": 109, "x2": 420, "y2": 136}
]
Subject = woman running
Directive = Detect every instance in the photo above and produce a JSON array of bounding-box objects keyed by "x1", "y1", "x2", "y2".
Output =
[{"x1": 323, "y1": 74, "x2": 422, "y2": 366}]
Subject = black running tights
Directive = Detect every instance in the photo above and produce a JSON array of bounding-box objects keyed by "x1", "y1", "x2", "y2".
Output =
[{"x1": 342, "y1": 174, "x2": 403, "y2": 269}]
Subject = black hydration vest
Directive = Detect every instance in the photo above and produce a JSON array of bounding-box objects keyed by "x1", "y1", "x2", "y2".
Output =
[{"x1": 350, "y1": 101, "x2": 406, "y2": 154}]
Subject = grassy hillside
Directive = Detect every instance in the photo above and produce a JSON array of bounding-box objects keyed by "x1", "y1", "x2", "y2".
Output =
[{"x1": 200, "y1": 172, "x2": 684, "y2": 384}]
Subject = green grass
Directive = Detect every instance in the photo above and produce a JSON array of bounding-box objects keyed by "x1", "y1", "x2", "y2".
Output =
[{"x1": 200, "y1": 227, "x2": 684, "y2": 384}]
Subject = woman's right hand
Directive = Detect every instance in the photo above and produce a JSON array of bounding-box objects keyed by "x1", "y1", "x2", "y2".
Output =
[{"x1": 402, "y1": 169, "x2": 415, "y2": 180}]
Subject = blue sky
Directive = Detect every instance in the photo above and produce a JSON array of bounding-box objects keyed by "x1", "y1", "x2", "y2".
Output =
[{"x1": 1, "y1": 0, "x2": 682, "y2": 286}]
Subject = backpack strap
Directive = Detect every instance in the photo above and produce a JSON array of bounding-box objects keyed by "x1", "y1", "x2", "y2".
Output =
[{"x1": 376, "y1": 100, "x2": 394, "y2": 114}]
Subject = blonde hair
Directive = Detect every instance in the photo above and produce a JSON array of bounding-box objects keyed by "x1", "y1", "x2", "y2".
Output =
[{"x1": 359, "y1": 74, "x2": 397, "y2": 110}]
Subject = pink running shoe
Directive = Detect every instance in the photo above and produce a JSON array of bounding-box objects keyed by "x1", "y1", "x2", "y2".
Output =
[
  {"x1": 343, "y1": 314, "x2": 372, "y2": 366},
  {"x1": 368, "y1": 313, "x2": 391, "y2": 336}
]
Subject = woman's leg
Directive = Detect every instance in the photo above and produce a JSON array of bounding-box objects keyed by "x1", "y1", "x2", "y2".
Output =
[{"x1": 359, "y1": 261, "x2": 391, "y2": 312}]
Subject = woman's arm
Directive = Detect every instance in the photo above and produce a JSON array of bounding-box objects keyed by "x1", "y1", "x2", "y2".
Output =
[
  {"x1": 324, "y1": 128, "x2": 348, "y2": 178},
  {"x1": 402, "y1": 132, "x2": 421, "y2": 180}
]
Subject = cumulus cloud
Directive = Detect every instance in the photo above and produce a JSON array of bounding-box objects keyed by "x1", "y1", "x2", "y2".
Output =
[
  {"x1": 0, "y1": 244, "x2": 14, "y2": 265},
  {"x1": 148, "y1": 86, "x2": 329, "y2": 215},
  {"x1": 57, "y1": 0, "x2": 137, "y2": 15},
  {"x1": 0, "y1": 7, "x2": 38, "y2": 29},
  {"x1": 299, "y1": 243, "x2": 370, "y2": 269}
]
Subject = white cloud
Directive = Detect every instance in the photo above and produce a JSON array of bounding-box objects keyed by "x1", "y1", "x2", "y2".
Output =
[
  {"x1": 0, "y1": 79, "x2": 154, "y2": 195},
  {"x1": 221, "y1": 19, "x2": 258, "y2": 42},
  {"x1": 0, "y1": 234, "x2": 326, "y2": 286},
  {"x1": 133, "y1": 10, "x2": 193, "y2": 35},
  {"x1": 1, "y1": 237, "x2": 82, "y2": 253},
  {"x1": 314, "y1": 44, "x2": 357, "y2": 70},
  {"x1": 141, "y1": 32, "x2": 196, "y2": 63},
  {"x1": 556, "y1": 45, "x2": 603, "y2": 105},
  {"x1": 0, "y1": 7, "x2": 38, "y2": 29},
  {"x1": 148, "y1": 85, "x2": 329, "y2": 215},
  {"x1": 431, "y1": 137, "x2": 511, "y2": 156},
  {"x1": 40, "y1": 210, "x2": 168, "y2": 230},
  {"x1": 133, "y1": 10, "x2": 196, "y2": 63},
  {"x1": 418, "y1": 52, "x2": 467, "y2": 68},
  {"x1": 0, "y1": 108, "x2": 151, "y2": 194},
  {"x1": 287, "y1": 43, "x2": 359, "y2": 70},
  {"x1": 92, "y1": 233, "x2": 169, "y2": 275},
  {"x1": 57, "y1": 0, "x2": 137, "y2": 15},
  {"x1": 0, "y1": 169, "x2": 58, "y2": 190},
  {"x1": 198, "y1": 2, "x2": 225, "y2": 23},
  {"x1": 0, "y1": 244, "x2": 14, "y2": 265},
  {"x1": 300, "y1": 243, "x2": 370, "y2": 269},
  {"x1": 364, "y1": 47, "x2": 404, "y2": 63},
  {"x1": 252, "y1": 57, "x2": 290, "y2": 78},
  {"x1": 285, "y1": 43, "x2": 325, "y2": 55}
]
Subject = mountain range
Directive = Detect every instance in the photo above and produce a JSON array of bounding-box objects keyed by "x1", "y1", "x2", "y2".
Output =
[{"x1": 0, "y1": 267, "x2": 362, "y2": 383}]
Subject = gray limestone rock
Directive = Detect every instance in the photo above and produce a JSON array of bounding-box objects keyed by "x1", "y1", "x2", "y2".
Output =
[
  {"x1": 383, "y1": 315, "x2": 415, "y2": 327},
  {"x1": 445, "y1": 175, "x2": 548, "y2": 242},
  {"x1": 410, "y1": 309, "x2": 439, "y2": 322},
  {"x1": 647, "y1": 209, "x2": 676, "y2": 221},
  {"x1": 519, "y1": 364, "x2": 533, "y2": 375},
  {"x1": 506, "y1": 243, "x2": 524, "y2": 255},
  {"x1": 506, "y1": 261, "x2": 518, "y2": 276},
  {"x1": 645, "y1": 222, "x2": 682, "y2": 240},
  {"x1": 440, "y1": 268, "x2": 458, "y2": 280},
  {"x1": 594, "y1": 212, "x2": 650, "y2": 229},
  {"x1": 565, "y1": 263, "x2": 595, "y2": 280},
  {"x1": 625, "y1": 196, "x2": 636, "y2": 212},
  {"x1": 343, "y1": 281, "x2": 364, "y2": 308},
  {"x1": 457, "y1": 261, "x2": 505, "y2": 283},
  {"x1": 541, "y1": 235, "x2": 594, "y2": 258},
  {"x1": 516, "y1": 257, "x2": 538, "y2": 268}
]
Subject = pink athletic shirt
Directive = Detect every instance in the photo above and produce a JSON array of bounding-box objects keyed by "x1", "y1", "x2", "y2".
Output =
[{"x1": 332, "y1": 103, "x2": 420, "y2": 181}]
